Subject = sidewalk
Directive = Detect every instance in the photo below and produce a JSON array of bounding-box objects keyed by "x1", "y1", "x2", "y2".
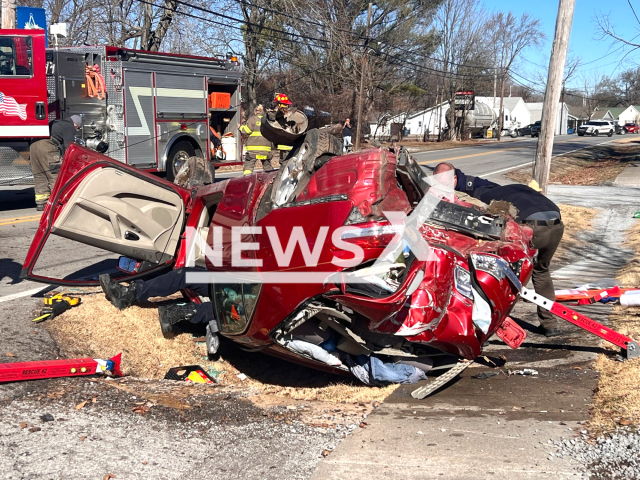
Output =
[{"x1": 614, "y1": 161, "x2": 640, "y2": 187}]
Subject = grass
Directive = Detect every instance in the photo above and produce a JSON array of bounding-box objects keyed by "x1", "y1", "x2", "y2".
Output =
[
  {"x1": 45, "y1": 291, "x2": 397, "y2": 404},
  {"x1": 554, "y1": 204, "x2": 598, "y2": 263},
  {"x1": 507, "y1": 140, "x2": 640, "y2": 186},
  {"x1": 589, "y1": 220, "x2": 640, "y2": 435}
]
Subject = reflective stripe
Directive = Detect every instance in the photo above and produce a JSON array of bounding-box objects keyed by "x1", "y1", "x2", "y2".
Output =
[
  {"x1": 256, "y1": 155, "x2": 268, "y2": 160},
  {"x1": 35, "y1": 193, "x2": 50, "y2": 201},
  {"x1": 246, "y1": 146, "x2": 272, "y2": 152},
  {"x1": 249, "y1": 132, "x2": 263, "y2": 137},
  {"x1": 277, "y1": 145, "x2": 293, "y2": 151},
  {"x1": 243, "y1": 170, "x2": 253, "y2": 175},
  {"x1": 239, "y1": 125, "x2": 252, "y2": 134}
]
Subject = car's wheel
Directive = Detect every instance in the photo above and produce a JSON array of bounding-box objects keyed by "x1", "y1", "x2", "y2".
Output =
[
  {"x1": 593, "y1": 130, "x2": 599, "y2": 137},
  {"x1": 270, "y1": 129, "x2": 341, "y2": 207},
  {"x1": 510, "y1": 130, "x2": 518, "y2": 138},
  {"x1": 166, "y1": 141, "x2": 196, "y2": 182},
  {"x1": 578, "y1": 133, "x2": 584, "y2": 136},
  {"x1": 621, "y1": 128, "x2": 627, "y2": 135},
  {"x1": 608, "y1": 130, "x2": 614, "y2": 137}
]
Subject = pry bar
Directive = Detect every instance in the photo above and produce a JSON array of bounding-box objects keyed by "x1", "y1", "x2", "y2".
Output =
[{"x1": 520, "y1": 287, "x2": 639, "y2": 359}]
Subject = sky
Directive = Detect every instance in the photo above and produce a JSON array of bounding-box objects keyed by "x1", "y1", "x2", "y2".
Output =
[{"x1": 506, "y1": 1, "x2": 640, "y2": 89}]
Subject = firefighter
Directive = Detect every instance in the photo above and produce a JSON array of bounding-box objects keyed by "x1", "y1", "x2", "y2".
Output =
[
  {"x1": 239, "y1": 104, "x2": 274, "y2": 175},
  {"x1": 272, "y1": 93, "x2": 294, "y2": 162},
  {"x1": 30, "y1": 115, "x2": 83, "y2": 211},
  {"x1": 99, "y1": 270, "x2": 220, "y2": 355}
]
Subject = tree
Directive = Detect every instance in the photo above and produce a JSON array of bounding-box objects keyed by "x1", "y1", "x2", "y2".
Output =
[
  {"x1": 431, "y1": 0, "x2": 495, "y2": 140},
  {"x1": 489, "y1": 11, "x2": 543, "y2": 139}
]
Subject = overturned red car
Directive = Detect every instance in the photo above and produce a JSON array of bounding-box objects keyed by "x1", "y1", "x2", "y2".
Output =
[{"x1": 22, "y1": 131, "x2": 538, "y2": 394}]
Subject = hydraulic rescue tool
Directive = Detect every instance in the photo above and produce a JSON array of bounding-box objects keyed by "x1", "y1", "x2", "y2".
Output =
[{"x1": 32, "y1": 293, "x2": 81, "y2": 323}]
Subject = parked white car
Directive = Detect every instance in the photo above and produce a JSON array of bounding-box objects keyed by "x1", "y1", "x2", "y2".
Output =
[{"x1": 577, "y1": 120, "x2": 615, "y2": 137}]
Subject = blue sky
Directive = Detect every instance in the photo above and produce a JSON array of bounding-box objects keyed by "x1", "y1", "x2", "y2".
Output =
[{"x1": 507, "y1": 1, "x2": 640, "y2": 88}]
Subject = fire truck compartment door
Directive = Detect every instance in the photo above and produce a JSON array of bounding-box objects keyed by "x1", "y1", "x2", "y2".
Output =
[
  {"x1": 124, "y1": 70, "x2": 157, "y2": 166},
  {"x1": 155, "y1": 73, "x2": 207, "y2": 118}
]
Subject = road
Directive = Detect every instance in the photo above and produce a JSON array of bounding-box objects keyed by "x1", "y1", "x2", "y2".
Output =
[
  {"x1": 412, "y1": 134, "x2": 617, "y2": 182},
  {"x1": 0, "y1": 134, "x2": 629, "y2": 479}
]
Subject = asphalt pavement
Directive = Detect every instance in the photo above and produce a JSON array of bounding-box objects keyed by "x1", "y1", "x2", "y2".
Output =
[{"x1": 413, "y1": 134, "x2": 618, "y2": 183}]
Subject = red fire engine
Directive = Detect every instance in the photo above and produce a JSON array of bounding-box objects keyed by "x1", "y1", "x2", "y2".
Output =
[{"x1": 0, "y1": 29, "x2": 243, "y2": 185}]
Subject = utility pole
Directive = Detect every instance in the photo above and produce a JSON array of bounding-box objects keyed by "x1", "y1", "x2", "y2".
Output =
[
  {"x1": 355, "y1": 3, "x2": 372, "y2": 151},
  {"x1": 1, "y1": 0, "x2": 17, "y2": 29},
  {"x1": 533, "y1": 0, "x2": 575, "y2": 194}
]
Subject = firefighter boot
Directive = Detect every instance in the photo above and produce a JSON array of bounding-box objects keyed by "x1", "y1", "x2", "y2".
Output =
[
  {"x1": 158, "y1": 303, "x2": 198, "y2": 335},
  {"x1": 99, "y1": 274, "x2": 137, "y2": 310},
  {"x1": 206, "y1": 320, "x2": 220, "y2": 355}
]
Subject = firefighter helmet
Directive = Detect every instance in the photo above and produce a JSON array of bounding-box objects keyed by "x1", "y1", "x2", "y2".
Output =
[{"x1": 274, "y1": 93, "x2": 292, "y2": 105}]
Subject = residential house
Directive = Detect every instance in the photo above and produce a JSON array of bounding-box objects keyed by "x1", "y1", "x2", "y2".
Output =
[
  {"x1": 567, "y1": 105, "x2": 590, "y2": 131},
  {"x1": 589, "y1": 109, "x2": 614, "y2": 121},
  {"x1": 606, "y1": 106, "x2": 640, "y2": 125},
  {"x1": 369, "y1": 102, "x2": 450, "y2": 140},
  {"x1": 526, "y1": 102, "x2": 569, "y2": 135}
]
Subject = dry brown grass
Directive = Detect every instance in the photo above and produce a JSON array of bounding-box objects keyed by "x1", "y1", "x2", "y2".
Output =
[
  {"x1": 507, "y1": 142, "x2": 638, "y2": 186},
  {"x1": 554, "y1": 204, "x2": 598, "y2": 263},
  {"x1": 589, "y1": 219, "x2": 640, "y2": 435},
  {"x1": 45, "y1": 291, "x2": 397, "y2": 404}
]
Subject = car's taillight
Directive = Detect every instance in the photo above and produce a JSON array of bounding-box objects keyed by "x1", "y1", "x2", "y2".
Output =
[{"x1": 339, "y1": 221, "x2": 401, "y2": 248}]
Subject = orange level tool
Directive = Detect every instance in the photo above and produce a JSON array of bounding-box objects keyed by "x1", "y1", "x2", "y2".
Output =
[{"x1": 0, "y1": 353, "x2": 122, "y2": 383}]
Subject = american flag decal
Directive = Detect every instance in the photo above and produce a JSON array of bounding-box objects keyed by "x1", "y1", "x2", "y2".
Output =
[{"x1": 0, "y1": 92, "x2": 27, "y2": 121}]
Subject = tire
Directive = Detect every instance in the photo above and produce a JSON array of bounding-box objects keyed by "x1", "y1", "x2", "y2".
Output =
[
  {"x1": 621, "y1": 128, "x2": 627, "y2": 135},
  {"x1": 511, "y1": 131, "x2": 518, "y2": 138},
  {"x1": 608, "y1": 130, "x2": 613, "y2": 137},
  {"x1": 270, "y1": 129, "x2": 342, "y2": 206},
  {"x1": 578, "y1": 133, "x2": 584, "y2": 136},
  {"x1": 166, "y1": 140, "x2": 196, "y2": 182},
  {"x1": 593, "y1": 130, "x2": 599, "y2": 137}
]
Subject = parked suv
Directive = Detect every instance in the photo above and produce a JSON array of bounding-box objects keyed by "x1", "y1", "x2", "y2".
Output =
[
  {"x1": 577, "y1": 121, "x2": 614, "y2": 137},
  {"x1": 530, "y1": 121, "x2": 541, "y2": 137}
]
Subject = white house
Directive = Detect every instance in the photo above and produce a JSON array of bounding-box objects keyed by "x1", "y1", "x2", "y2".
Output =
[
  {"x1": 616, "y1": 106, "x2": 640, "y2": 125},
  {"x1": 369, "y1": 102, "x2": 450, "y2": 140},
  {"x1": 526, "y1": 102, "x2": 569, "y2": 135}
]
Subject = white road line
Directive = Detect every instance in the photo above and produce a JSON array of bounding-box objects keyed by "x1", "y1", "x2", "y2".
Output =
[
  {"x1": 478, "y1": 138, "x2": 616, "y2": 178},
  {"x1": 0, "y1": 286, "x2": 48, "y2": 304},
  {"x1": 480, "y1": 162, "x2": 532, "y2": 177},
  {"x1": 552, "y1": 138, "x2": 616, "y2": 158}
]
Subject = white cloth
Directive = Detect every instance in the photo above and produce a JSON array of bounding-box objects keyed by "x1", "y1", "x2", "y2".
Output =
[{"x1": 343, "y1": 135, "x2": 352, "y2": 148}]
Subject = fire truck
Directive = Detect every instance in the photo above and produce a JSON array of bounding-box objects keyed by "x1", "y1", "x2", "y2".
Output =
[{"x1": 0, "y1": 29, "x2": 243, "y2": 185}]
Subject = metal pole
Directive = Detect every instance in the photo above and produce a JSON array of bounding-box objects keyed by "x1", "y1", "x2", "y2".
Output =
[
  {"x1": 355, "y1": 3, "x2": 372, "y2": 151},
  {"x1": 1, "y1": 0, "x2": 17, "y2": 29},
  {"x1": 533, "y1": 0, "x2": 576, "y2": 194}
]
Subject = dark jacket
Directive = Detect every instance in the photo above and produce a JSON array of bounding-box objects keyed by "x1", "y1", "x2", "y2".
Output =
[
  {"x1": 50, "y1": 119, "x2": 78, "y2": 155},
  {"x1": 343, "y1": 124, "x2": 352, "y2": 137},
  {"x1": 454, "y1": 168, "x2": 560, "y2": 222}
]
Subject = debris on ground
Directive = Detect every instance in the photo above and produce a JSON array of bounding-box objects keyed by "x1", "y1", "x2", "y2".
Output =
[
  {"x1": 164, "y1": 365, "x2": 216, "y2": 384},
  {"x1": 509, "y1": 369, "x2": 538, "y2": 376}
]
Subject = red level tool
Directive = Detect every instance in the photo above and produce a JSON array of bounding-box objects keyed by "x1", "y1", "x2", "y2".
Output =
[
  {"x1": 0, "y1": 353, "x2": 122, "y2": 383},
  {"x1": 520, "y1": 287, "x2": 639, "y2": 359}
]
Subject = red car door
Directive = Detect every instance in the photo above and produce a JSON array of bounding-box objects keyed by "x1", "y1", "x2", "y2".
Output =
[{"x1": 22, "y1": 144, "x2": 191, "y2": 286}]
